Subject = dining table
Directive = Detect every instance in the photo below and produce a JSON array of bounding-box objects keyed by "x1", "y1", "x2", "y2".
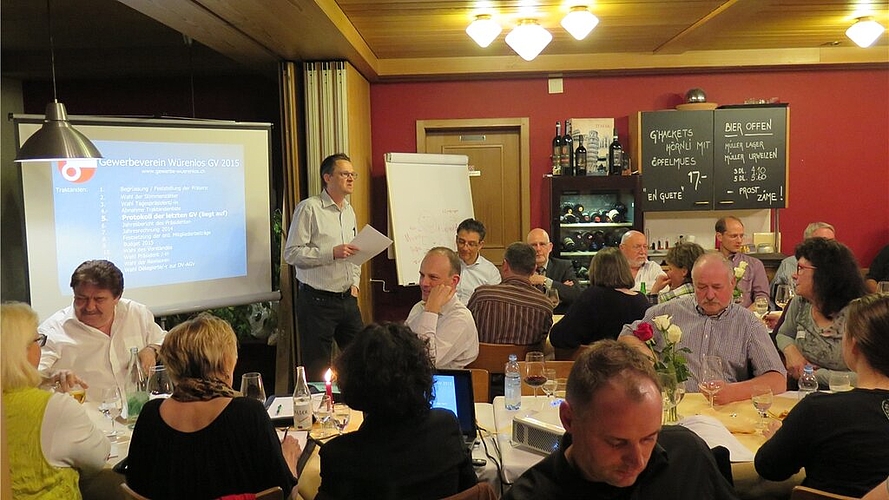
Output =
[
  {"x1": 483, "y1": 392, "x2": 806, "y2": 499},
  {"x1": 78, "y1": 400, "x2": 133, "y2": 500}
]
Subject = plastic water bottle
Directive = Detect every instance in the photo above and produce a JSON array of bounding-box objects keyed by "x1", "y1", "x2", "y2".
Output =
[
  {"x1": 798, "y1": 364, "x2": 818, "y2": 399},
  {"x1": 505, "y1": 354, "x2": 522, "y2": 410}
]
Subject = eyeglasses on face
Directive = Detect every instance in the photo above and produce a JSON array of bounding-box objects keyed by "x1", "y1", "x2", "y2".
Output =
[
  {"x1": 456, "y1": 238, "x2": 480, "y2": 248},
  {"x1": 796, "y1": 263, "x2": 817, "y2": 274},
  {"x1": 337, "y1": 171, "x2": 359, "y2": 179},
  {"x1": 35, "y1": 333, "x2": 47, "y2": 347}
]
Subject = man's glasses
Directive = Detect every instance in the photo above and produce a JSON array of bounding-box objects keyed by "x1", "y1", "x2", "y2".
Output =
[
  {"x1": 35, "y1": 333, "x2": 47, "y2": 347},
  {"x1": 456, "y1": 238, "x2": 480, "y2": 249},
  {"x1": 337, "y1": 172, "x2": 359, "y2": 179}
]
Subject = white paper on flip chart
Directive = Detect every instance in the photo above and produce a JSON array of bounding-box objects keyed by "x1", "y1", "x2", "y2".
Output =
[
  {"x1": 678, "y1": 415, "x2": 755, "y2": 462},
  {"x1": 345, "y1": 224, "x2": 393, "y2": 266}
]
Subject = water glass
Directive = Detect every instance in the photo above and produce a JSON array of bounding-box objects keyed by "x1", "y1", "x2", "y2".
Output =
[
  {"x1": 541, "y1": 369, "x2": 557, "y2": 402},
  {"x1": 828, "y1": 372, "x2": 853, "y2": 392},
  {"x1": 99, "y1": 387, "x2": 123, "y2": 441},
  {"x1": 332, "y1": 403, "x2": 351, "y2": 434},
  {"x1": 240, "y1": 372, "x2": 266, "y2": 403},
  {"x1": 751, "y1": 385, "x2": 773, "y2": 430},
  {"x1": 545, "y1": 287, "x2": 560, "y2": 308},
  {"x1": 148, "y1": 365, "x2": 174, "y2": 399},
  {"x1": 753, "y1": 297, "x2": 769, "y2": 319}
]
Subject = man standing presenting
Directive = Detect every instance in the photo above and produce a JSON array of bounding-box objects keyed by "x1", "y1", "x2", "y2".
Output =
[
  {"x1": 468, "y1": 242, "x2": 553, "y2": 345},
  {"x1": 502, "y1": 341, "x2": 737, "y2": 500},
  {"x1": 619, "y1": 230, "x2": 666, "y2": 293},
  {"x1": 619, "y1": 253, "x2": 786, "y2": 403},
  {"x1": 526, "y1": 228, "x2": 579, "y2": 313},
  {"x1": 405, "y1": 247, "x2": 478, "y2": 369},
  {"x1": 716, "y1": 216, "x2": 769, "y2": 309},
  {"x1": 39, "y1": 260, "x2": 165, "y2": 400},
  {"x1": 454, "y1": 218, "x2": 501, "y2": 303},
  {"x1": 284, "y1": 153, "x2": 364, "y2": 380}
]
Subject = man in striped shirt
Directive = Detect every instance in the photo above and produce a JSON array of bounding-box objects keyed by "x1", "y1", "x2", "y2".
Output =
[
  {"x1": 619, "y1": 252, "x2": 786, "y2": 404},
  {"x1": 468, "y1": 242, "x2": 553, "y2": 345}
]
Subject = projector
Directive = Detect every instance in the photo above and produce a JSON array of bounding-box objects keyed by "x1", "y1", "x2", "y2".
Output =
[{"x1": 511, "y1": 403, "x2": 565, "y2": 455}]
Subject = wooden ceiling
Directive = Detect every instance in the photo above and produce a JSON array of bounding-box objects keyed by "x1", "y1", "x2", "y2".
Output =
[{"x1": 2, "y1": 0, "x2": 887, "y2": 82}]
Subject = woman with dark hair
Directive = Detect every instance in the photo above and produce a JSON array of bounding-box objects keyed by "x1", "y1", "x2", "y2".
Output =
[
  {"x1": 756, "y1": 293, "x2": 889, "y2": 496},
  {"x1": 317, "y1": 322, "x2": 477, "y2": 500},
  {"x1": 775, "y1": 238, "x2": 867, "y2": 386},
  {"x1": 550, "y1": 247, "x2": 650, "y2": 358},
  {"x1": 650, "y1": 242, "x2": 706, "y2": 303}
]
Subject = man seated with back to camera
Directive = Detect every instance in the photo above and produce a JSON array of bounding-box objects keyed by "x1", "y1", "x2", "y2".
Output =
[
  {"x1": 619, "y1": 253, "x2": 786, "y2": 403},
  {"x1": 501, "y1": 340, "x2": 737, "y2": 500}
]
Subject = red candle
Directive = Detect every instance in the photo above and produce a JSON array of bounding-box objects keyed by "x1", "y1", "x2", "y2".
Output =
[{"x1": 324, "y1": 368, "x2": 333, "y2": 404}]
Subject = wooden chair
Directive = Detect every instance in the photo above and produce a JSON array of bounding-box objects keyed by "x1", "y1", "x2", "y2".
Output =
[
  {"x1": 468, "y1": 368, "x2": 490, "y2": 403},
  {"x1": 517, "y1": 360, "x2": 574, "y2": 396},
  {"x1": 790, "y1": 485, "x2": 858, "y2": 500},
  {"x1": 439, "y1": 482, "x2": 498, "y2": 500},
  {"x1": 120, "y1": 483, "x2": 151, "y2": 500},
  {"x1": 466, "y1": 343, "x2": 540, "y2": 376}
]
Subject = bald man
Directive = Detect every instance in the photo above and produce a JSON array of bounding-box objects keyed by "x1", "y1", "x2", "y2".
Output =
[
  {"x1": 619, "y1": 230, "x2": 666, "y2": 293},
  {"x1": 526, "y1": 228, "x2": 580, "y2": 313}
]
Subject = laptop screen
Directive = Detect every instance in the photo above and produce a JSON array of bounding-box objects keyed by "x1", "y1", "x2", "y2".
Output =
[{"x1": 432, "y1": 369, "x2": 476, "y2": 439}]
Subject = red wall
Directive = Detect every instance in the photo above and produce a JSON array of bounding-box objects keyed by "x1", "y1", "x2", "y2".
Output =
[{"x1": 370, "y1": 68, "x2": 889, "y2": 271}]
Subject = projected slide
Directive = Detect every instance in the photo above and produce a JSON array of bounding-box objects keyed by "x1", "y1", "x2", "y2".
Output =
[{"x1": 51, "y1": 140, "x2": 246, "y2": 293}]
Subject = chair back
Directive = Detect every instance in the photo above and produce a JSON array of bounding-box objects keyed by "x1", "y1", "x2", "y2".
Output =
[
  {"x1": 120, "y1": 483, "x2": 151, "y2": 500},
  {"x1": 790, "y1": 486, "x2": 858, "y2": 500},
  {"x1": 468, "y1": 368, "x2": 490, "y2": 403},
  {"x1": 466, "y1": 343, "x2": 539, "y2": 375},
  {"x1": 440, "y1": 482, "x2": 498, "y2": 500},
  {"x1": 517, "y1": 360, "x2": 574, "y2": 396}
]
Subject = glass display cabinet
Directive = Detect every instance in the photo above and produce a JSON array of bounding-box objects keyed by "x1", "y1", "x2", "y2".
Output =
[{"x1": 544, "y1": 175, "x2": 644, "y2": 282}]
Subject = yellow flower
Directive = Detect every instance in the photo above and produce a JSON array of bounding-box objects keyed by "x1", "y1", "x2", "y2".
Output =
[
  {"x1": 666, "y1": 324, "x2": 682, "y2": 344},
  {"x1": 652, "y1": 314, "x2": 672, "y2": 332}
]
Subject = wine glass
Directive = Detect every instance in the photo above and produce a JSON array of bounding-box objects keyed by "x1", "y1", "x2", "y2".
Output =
[
  {"x1": 545, "y1": 287, "x2": 560, "y2": 308},
  {"x1": 148, "y1": 365, "x2": 174, "y2": 399},
  {"x1": 99, "y1": 387, "x2": 123, "y2": 441},
  {"x1": 753, "y1": 296, "x2": 769, "y2": 319},
  {"x1": 774, "y1": 284, "x2": 794, "y2": 310},
  {"x1": 751, "y1": 385, "x2": 773, "y2": 430},
  {"x1": 523, "y1": 352, "x2": 546, "y2": 401},
  {"x1": 332, "y1": 403, "x2": 351, "y2": 435},
  {"x1": 541, "y1": 369, "x2": 558, "y2": 404},
  {"x1": 698, "y1": 355, "x2": 725, "y2": 408},
  {"x1": 240, "y1": 372, "x2": 266, "y2": 404}
]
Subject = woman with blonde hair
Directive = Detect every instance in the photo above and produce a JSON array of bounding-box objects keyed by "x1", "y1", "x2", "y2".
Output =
[
  {"x1": 125, "y1": 313, "x2": 299, "y2": 499},
  {"x1": 2, "y1": 302, "x2": 109, "y2": 499}
]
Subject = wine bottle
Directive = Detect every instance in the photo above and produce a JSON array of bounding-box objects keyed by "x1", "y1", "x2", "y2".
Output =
[
  {"x1": 575, "y1": 134, "x2": 587, "y2": 176},
  {"x1": 551, "y1": 122, "x2": 562, "y2": 176},
  {"x1": 609, "y1": 129, "x2": 624, "y2": 176},
  {"x1": 561, "y1": 120, "x2": 574, "y2": 176}
]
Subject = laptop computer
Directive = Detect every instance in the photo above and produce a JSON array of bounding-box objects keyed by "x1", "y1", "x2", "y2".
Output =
[{"x1": 432, "y1": 369, "x2": 478, "y2": 451}]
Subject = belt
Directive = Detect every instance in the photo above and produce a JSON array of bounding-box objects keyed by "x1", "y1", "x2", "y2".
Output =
[{"x1": 299, "y1": 282, "x2": 351, "y2": 299}]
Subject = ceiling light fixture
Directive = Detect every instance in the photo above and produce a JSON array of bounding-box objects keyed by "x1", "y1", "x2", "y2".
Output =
[
  {"x1": 466, "y1": 14, "x2": 502, "y2": 48},
  {"x1": 845, "y1": 16, "x2": 886, "y2": 48},
  {"x1": 561, "y1": 6, "x2": 599, "y2": 40},
  {"x1": 505, "y1": 20, "x2": 553, "y2": 61},
  {"x1": 16, "y1": 0, "x2": 102, "y2": 162}
]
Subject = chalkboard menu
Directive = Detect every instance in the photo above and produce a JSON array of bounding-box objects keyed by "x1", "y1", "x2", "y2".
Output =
[
  {"x1": 636, "y1": 111, "x2": 714, "y2": 211},
  {"x1": 633, "y1": 106, "x2": 788, "y2": 211},
  {"x1": 713, "y1": 107, "x2": 788, "y2": 209}
]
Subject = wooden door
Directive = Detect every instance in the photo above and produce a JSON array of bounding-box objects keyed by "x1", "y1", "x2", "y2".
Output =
[{"x1": 418, "y1": 119, "x2": 530, "y2": 266}]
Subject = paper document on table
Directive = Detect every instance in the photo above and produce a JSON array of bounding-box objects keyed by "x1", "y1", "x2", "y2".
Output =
[
  {"x1": 345, "y1": 225, "x2": 393, "y2": 265},
  {"x1": 276, "y1": 428, "x2": 309, "y2": 451},
  {"x1": 266, "y1": 394, "x2": 324, "y2": 420},
  {"x1": 678, "y1": 415, "x2": 755, "y2": 462}
]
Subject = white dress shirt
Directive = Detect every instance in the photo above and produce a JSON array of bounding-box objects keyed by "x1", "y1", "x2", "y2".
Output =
[
  {"x1": 39, "y1": 298, "x2": 166, "y2": 401},
  {"x1": 283, "y1": 189, "x2": 360, "y2": 293},
  {"x1": 456, "y1": 255, "x2": 501, "y2": 304},
  {"x1": 405, "y1": 295, "x2": 479, "y2": 369},
  {"x1": 633, "y1": 260, "x2": 667, "y2": 293}
]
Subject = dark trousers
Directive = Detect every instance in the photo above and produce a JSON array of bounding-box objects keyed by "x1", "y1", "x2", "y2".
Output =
[{"x1": 296, "y1": 283, "x2": 364, "y2": 381}]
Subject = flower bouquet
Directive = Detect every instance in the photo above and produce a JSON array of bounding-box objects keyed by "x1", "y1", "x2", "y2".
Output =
[
  {"x1": 633, "y1": 315, "x2": 692, "y2": 423},
  {"x1": 732, "y1": 261, "x2": 748, "y2": 303}
]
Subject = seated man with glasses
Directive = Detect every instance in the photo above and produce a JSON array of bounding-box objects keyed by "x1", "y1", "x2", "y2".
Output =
[
  {"x1": 454, "y1": 218, "x2": 501, "y2": 303},
  {"x1": 715, "y1": 216, "x2": 769, "y2": 310}
]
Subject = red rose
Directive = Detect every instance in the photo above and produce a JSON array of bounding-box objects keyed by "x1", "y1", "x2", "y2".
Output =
[{"x1": 633, "y1": 322, "x2": 654, "y2": 342}]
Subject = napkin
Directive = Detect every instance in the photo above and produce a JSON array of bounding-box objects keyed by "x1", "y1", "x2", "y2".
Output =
[{"x1": 678, "y1": 415, "x2": 755, "y2": 462}]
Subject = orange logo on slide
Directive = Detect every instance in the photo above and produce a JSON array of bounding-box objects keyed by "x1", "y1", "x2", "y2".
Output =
[{"x1": 57, "y1": 160, "x2": 97, "y2": 183}]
